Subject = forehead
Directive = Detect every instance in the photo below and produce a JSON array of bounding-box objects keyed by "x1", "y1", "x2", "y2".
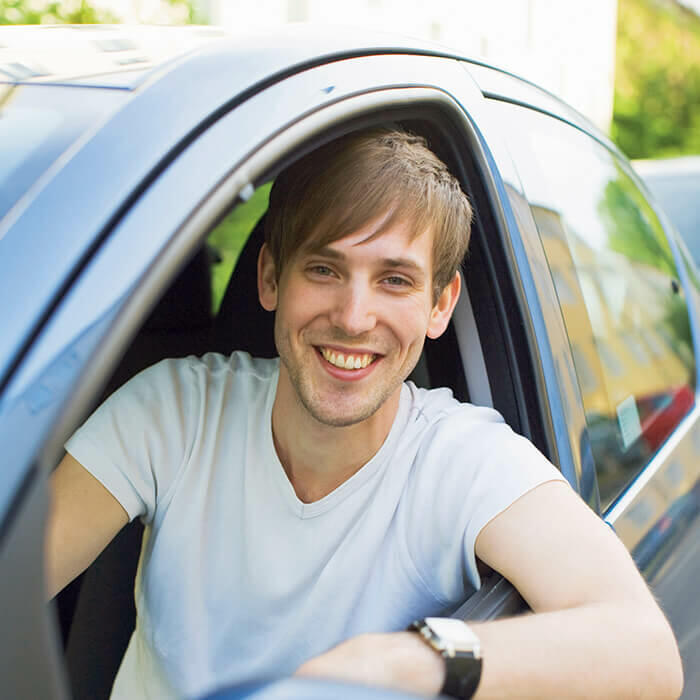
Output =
[{"x1": 300, "y1": 211, "x2": 434, "y2": 262}]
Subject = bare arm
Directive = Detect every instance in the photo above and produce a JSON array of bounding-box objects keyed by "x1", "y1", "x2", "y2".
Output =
[
  {"x1": 466, "y1": 480, "x2": 682, "y2": 698},
  {"x1": 297, "y1": 481, "x2": 683, "y2": 699},
  {"x1": 45, "y1": 453, "x2": 129, "y2": 600}
]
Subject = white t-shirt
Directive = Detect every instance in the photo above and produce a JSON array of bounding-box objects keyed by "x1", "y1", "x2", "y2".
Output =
[{"x1": 65, "y1": 351, "x2": 565, "y2": 699}]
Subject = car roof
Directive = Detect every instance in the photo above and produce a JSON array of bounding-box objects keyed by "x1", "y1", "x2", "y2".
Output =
[
  {"x1": 0, "y1": 24, "x2": 601, "y2": 393},
  {"x1": 0, "y1": 23, "x2": 473, "y2": 89},
  {"x1": 0, "y1": 24, "x2": 230, "y2": 88}
]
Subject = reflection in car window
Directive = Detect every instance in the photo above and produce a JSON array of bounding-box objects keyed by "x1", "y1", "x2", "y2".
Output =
[{"x1": 495, "y1": 103, "x2": 696, "y2": 510}]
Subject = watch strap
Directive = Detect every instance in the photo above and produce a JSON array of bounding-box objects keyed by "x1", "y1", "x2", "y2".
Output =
[
  {"x1": 408, "y1": 619, "x2": 482, "y2": 700},
  {"x1": 442, "y1": 651, "x2": 482, "y2": 699}
]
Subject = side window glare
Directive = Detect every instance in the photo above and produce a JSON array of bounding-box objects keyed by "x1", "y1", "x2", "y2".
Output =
[{"x1": 495, "y1": 102, "x2": 696, "y2": 510}]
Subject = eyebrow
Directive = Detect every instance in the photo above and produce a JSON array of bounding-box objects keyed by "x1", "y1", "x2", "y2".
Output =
[{"x1": 308, "y1": 246, "x2": 425, "y2": 276}]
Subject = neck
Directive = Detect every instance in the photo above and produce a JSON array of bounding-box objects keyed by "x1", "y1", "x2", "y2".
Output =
[{"x1": 270, "y1": 370, "x2": 401, "y2": 503}]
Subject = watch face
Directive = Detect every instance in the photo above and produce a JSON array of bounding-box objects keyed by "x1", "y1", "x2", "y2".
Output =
[{"x1": 425, "y1": 618, "x2": 481, "y2": 655}]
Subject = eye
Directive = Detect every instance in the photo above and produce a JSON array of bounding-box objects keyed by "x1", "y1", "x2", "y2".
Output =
[
  {"x1": 383, "y1": 275, "x2": 411, "y2": 287},
  {"x1": 308, "y1": 264, "x2": 336, "y2": 277}
]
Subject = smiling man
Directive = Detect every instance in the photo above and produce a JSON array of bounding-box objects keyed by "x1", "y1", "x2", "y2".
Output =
[{"x1": 47, "y1": 128, "x2": 683, "y2": 700}]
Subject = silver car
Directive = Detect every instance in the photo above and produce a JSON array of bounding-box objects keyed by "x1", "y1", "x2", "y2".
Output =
[{"x1": 2, "y1": 24, "x2": 699, "y2": 699}]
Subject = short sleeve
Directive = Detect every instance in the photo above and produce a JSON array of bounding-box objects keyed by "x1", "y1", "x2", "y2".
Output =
[
  {"x1": 65, "y1": 358, "x2": 202, "y2": 524},
  {"x1": 403, "y1": 403, "x2": 566, "y2": 603}
]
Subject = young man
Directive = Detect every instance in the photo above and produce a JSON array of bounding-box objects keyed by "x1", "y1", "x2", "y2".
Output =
[{"x1": 47, "y1": 128, "x2": 683, "y2": 699}]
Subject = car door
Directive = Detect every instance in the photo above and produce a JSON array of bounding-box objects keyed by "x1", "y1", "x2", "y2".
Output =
[
  {"x1": 1, "y1": 50, "x2": 561, "y2": 699},
  {"x1": 476, "y1": 77, "x2": 700, "y2": 697}
]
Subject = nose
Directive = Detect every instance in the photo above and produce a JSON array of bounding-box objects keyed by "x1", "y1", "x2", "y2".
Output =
[{"x1": 328, "y1": 280, "x2": 377, "y2": 337}]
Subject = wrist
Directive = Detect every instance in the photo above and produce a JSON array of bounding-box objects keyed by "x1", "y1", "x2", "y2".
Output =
[
  {"x1": 408, "y1": 618, "x2": 483, "y2": 699},
  {"x1": 389, "y1": 631, "x2": 446, "y2": 696}
]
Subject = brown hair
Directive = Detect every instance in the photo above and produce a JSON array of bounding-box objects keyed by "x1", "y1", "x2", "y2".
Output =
[{"x1": 264, "y1": 126, "x2": 473, "y2": 303}]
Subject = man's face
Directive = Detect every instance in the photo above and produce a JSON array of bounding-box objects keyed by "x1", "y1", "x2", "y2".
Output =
[{"x1": 258, "y1": 214, "x2": 460, "y2": 428}]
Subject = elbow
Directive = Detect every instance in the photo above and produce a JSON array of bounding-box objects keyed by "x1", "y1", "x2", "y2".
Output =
[
  {"x1": 648, "y1": 615, "x2": 684, "y2": 700},
  {"x1": 665, "y1": 648, "x2": 684, "y2": 700},
  {"x1": 658, "y1": 656, "x2": 684, "y2": 700}
]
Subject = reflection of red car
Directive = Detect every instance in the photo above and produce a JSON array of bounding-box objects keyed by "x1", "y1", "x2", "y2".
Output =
[{"x1": 638, "y1": 385, "x2": 695, "y2": 451}]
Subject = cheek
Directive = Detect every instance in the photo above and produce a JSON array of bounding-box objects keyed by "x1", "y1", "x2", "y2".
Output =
[
  {"x1": 385, "y1": 299, "x2": 433, "y2": 346},
  {"x1": 276, "y1": 281, "x2": 326, "y2": 329}
]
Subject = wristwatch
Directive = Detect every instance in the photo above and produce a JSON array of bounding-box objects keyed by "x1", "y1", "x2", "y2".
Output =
[{"x1": 408, "y1": 617, "x2": 482, "y2": 699}]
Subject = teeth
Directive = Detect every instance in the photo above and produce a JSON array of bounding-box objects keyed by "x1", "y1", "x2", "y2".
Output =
[{"x1": 320, "y1": 348, "x2": 375, "y2": 370}]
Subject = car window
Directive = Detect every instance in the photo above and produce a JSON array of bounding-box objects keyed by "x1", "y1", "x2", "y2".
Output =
[{"x1": 493, "y1": 102, "x2": 696, "y2": 511}]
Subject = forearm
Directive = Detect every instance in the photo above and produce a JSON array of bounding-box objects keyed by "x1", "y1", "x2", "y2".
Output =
[
  {"x1": 296, "y1": 631, "x2": 446, "y2": 696},
  {"x1": 296, "y1": 602, "x2": 682, "y2": 699},
  {"x1": 470, "y1": 602, "x2": 682, "y2": 700}
]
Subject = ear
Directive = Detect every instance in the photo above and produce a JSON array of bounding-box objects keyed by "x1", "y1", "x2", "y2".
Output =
[
  {"x1": 426, "y1": 271, "x2": 461, "y2": 339},
  {"x1": 257, "y1": 243, "x2": 278, "y2": 311}
]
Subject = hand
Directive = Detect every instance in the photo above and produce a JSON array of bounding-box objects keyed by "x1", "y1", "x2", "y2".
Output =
[{"x1": 295, "y1": 631, "x2": 446, "y2": 697}]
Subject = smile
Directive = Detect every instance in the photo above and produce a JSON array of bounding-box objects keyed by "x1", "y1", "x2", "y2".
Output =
[{"x1": 319, "y1": 347, "x2": 377, "y2": 370}]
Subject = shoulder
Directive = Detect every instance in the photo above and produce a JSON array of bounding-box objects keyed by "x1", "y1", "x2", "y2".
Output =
[
  {"x1": 404, "y1": 381, "x2": 512, "y2": 450},
  {"x1": 126, "y1": 351, "x2": 279, "y2": 391},
  {"x1": 93, "y1": 352, "x2": 278, "y2": 425},
  {"x1": 402, "y1": 382, "x2": 563, "y2": 499}
]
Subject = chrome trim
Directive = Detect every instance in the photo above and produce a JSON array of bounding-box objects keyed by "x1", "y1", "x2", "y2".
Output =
[{"x1": 605, "y1": 402, "x2": 700, "y2": 525}]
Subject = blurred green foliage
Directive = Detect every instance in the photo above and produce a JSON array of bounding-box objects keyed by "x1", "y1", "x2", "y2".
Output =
[
  {"x1": 0, "y1": 0, "x2": 117, "y2": 23},
  {"x1": 600, "y1": 162, "x2": 677, "y2": 277},
  {"x1": 209, "y1": 183, "x2": 272, "y2": 314},
  {"x1": 0, "y1": 0, "x2": 201, "y2": 25},
  {"x1": 599, "y1": 164, "x2": 693, "y2": 360},
  {"x1": 166, "y1": 0, "x2": 205, "y2": 24},
  {"x1": 613, "y1": 0, "x2": 700, "y2": 158}
]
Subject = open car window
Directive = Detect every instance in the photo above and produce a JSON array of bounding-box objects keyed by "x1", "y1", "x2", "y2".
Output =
[{"x1": 53, "y1": 98, "x2": 565, "y2": 696}]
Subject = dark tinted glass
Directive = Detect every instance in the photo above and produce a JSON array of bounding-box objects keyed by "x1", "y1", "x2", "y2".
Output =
[{"x1": 494, "y1": 102, "x2": 695, "y2": 510}]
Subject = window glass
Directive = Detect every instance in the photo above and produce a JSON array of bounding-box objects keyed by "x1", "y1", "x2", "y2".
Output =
[{"x1": 494, "y1": 102, "x2": 695, "y2": 510}]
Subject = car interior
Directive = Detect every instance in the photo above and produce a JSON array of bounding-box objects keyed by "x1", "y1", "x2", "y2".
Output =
[{"x1": 52, "y1": 114, "x2": 548, "y2": 699}]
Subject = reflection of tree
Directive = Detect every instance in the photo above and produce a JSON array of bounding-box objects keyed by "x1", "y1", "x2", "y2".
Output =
[
  {"x1": 598, "y1": 167, "x2": 676, "y2": 277},
  {"x1": 664, "y1": 295, "x2": 694, "y2": 372},
  {"x1": 598, "y1": 163, "x2": 694, "y2": 365}
]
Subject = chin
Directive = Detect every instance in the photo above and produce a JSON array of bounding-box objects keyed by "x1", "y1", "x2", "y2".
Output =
[
  {"x1": 306, "y1": 405, "x2": 378, "y2": 428},
  {"x1": 300, "y1": 392, "x2": 385, "y2": 428}
]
